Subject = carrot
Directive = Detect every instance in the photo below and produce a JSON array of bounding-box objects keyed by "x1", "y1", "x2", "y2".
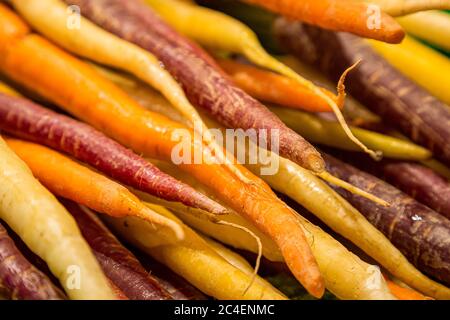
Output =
[
  {"x1": 145, "y1": 0, "x2": 380, "y2": 160},
  {"x1": 0, "y1": 6, "x2": 324, "y2": 297},
  {"x1": 202, "y1": 236, "x2": 285, "y2": 295},
  {"x1": 0, "y1": 81, "x2": 20, "y2": 97},
  {"x1": 358, "y1": 0, "x2": 450, "y2": 16},
  {"x1": 217, "y1": 58, "x2": 339, "y2": 112},
  {"x1": 271, "y1": 106, "x2": 431, "y2": 161},
  {"x1": 65, "y1": 0, "x2": 327, "y2": 173},
  {"x1": 0, "y1": 136, "x2": 114, "y2": 299},
  {"x1": 137, "y1": 254, "x2": 207, "y2": 300},
  {"x1": 422, "y1": 159, "x2": 450, "y2": 180},
  {"x1": 397, "y1": 11, "x2": 450, "y2": 52},
  {"x1": 324, "y1": 153, "x2": 450, "y2": 297},
  {"x1": 340, "y1": 154, "x2": 450, "y2": 220},
  {"x1": 4, "y1": 137, "x2": 184, "y2": 239},
  {"x1": 62, "y1": 199, "x2": 174, "y2": 300},
  {"x1": 0, "y1": 93, "x2": 225, "y2": 217},
  {"x1": 243, "y1": 0, "x2": 404, "y2": 43},
  {"x1": 385, "y1": 278, "x2": 430, "y2": 300},
  {"x1": 103, "y1": 204, "x2": 288, "y2": 300},
  {"x1": 136, "y1": 254, "x2": 207, "y2": 300},
  {"x1": 12, "y1": 0, "x2": 248, "y2": 185},
  {"x1": 275, "y1": 20, "x2": 450, "y2": 169},
  {"x1": 368, "y1": 36, "x2": 450, "y2": 105},
  {"x1": 0, "y1": 221, "x2": 66, "y2": 300},
  {"x1": 278, "y1": 56, "x2": 382, "y2": 126}
]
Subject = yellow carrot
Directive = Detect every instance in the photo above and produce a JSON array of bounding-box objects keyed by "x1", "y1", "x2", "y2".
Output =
[
  {"x1": 360, "y1": 0, "x2": 450, "y2": 16},
  {"x1": 271, "y1": 106, "x2": 431, "y2": 160},
  {"x1": 0, "y1": 81, "x2": 20, "y2": 96},
  {"x1": 202, "y1": 236, "x2": 285, "y2": 295},
  {"x1": 368, "y1": 36, "x2": 450, "y2": 105},
  {"x1": 104, "y1": 204, "x2": 287, "y2": 300},
  {"x1": 421, "y1": 159, "x2": 450, "y2": 180},
  {"x1": 397, "y1": 11, "x2": 450, "y2": 52}
]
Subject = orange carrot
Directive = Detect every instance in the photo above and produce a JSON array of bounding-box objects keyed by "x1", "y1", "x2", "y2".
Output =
[
  {"x1": 385, "y1": 277, "x2": 430, "y2": 300},
  {"x1": 0, "y1": 5, "x2": 324, "y2": 298},
  {"x1": 4, "y1": 138, "x2": 184, "y2": 240},
  {"x1": 218, "y1": 58, "x2": 341, "y2": 112},
  {"x1": 244, "y1": 0, "x2": 405, "y2": 43}
]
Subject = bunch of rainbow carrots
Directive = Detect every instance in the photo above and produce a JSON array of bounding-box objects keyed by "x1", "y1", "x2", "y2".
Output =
[{"x1": 0, "y1": 0, "x2": 449, "y2": 300}]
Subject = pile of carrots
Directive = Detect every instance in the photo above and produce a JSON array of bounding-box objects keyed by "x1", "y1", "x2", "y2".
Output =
[{"x1": 0, "y1": 0, "x2": 449, "y2": 301}]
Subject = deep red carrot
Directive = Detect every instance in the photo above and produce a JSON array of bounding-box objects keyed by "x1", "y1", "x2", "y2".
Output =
[
  {"x1": 244, "y1": 0, "x2": 405, "y2": 43},
  {"x1": 64, "y1": 0, "x2": 325, "y2": 173},
  {"x1": 0, "y1": 221, "x2": 66, "y2": 300},
  {"x1": 61, "y1": 199, "x2": 173, "y2": 300},
  {"x1": 0, "y1": 93, "x2": 226, "y2": 216},
  {"x1": 275, "y1": 19, "x2": 450, "y2": 169}
]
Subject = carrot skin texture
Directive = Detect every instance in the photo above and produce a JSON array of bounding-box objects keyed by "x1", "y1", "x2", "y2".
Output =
[
  {"x1": 0, "y1": 222, "x2": 66, "y2": 300},
  {"x1": 0, "y1": 8, "x2": 323, "y2": 296},
  {"x1": 381, "y1": 163, "x2": 450, "y2": 220},
  {"x1": 0, "y1": 93, "x2": 224, "y2": 215},
  {"x1": 338, "y1": 153, "x2": 450, "y2": 220},
  {"x1": 62, "y1": 200, "x2": 173, "y2": 300},
  {"x1": 323, "y1": 153, "x2": 450, "y2": 287},
  {"x1": 274, "y1": 20, "x2": 450, "y2": 169},
  {"x1": 65, "y1": 0, "x2": 325, "y2": 173},
  {"x1": 244, "y1": 0, "x2": 405, "y2": 43}
]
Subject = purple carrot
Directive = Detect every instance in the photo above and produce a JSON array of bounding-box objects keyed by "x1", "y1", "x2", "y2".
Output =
[
  {"x1": 62, "y1": 199, "x2": 173, "y2": 300},
  {"x1": 323, "y1": 148, "x2": 450, "y2": 220},
  {"x1": 63, "y1": 0, "x2": 325, "y2": 173},
  {"x1": 323, "y1": 153, "x2": 450, "y2": 286},
  {"x1": 0, "y1": 221, "x2": 66, "y2": 300},
  {"x1": 0, "y1": 93, "x2": 227, "y2": 215},
  {"x1": 274, "y1": 19, "x2": 450, "y2": 168},
  {"x1": 381, "y1": 162, "x2": 450, "y2": 220}
]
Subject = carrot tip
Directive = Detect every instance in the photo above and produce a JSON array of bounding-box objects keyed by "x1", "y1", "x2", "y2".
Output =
[
  {"x1": 307, "y1": 154, "x2": 326, "y2": 173},
  {"x1": 319, "y1": 171, "x2": 390, "y2": 207},
  {"x1": 139, "y1": 208, "x2": 185, "y2": 240}
]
